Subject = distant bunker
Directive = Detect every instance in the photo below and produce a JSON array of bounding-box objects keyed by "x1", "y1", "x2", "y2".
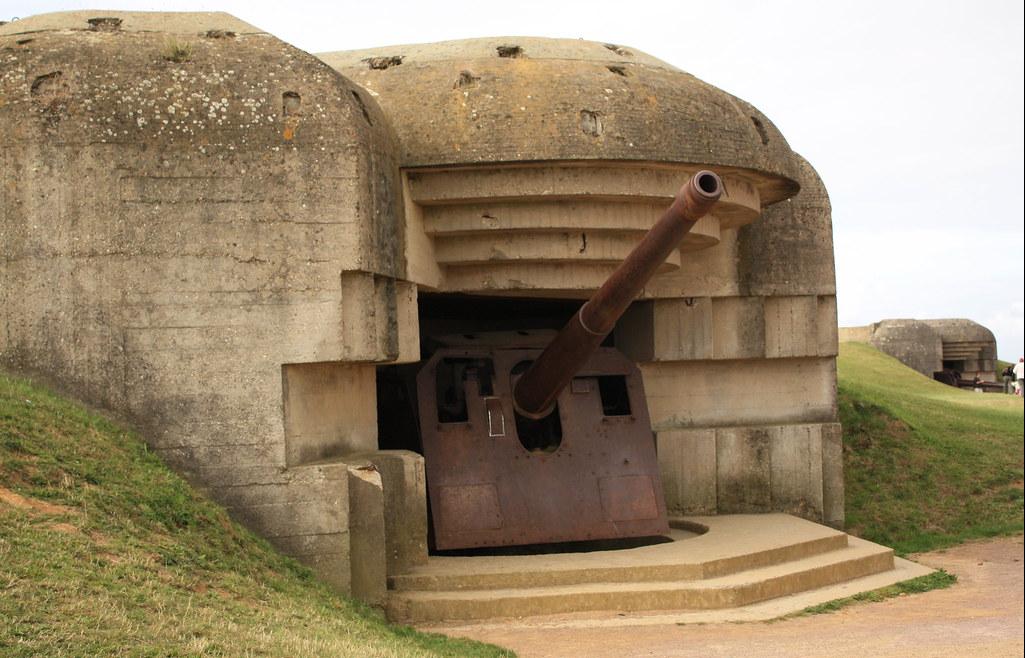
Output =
[
  {"x1": 0, "y1": 12, "x2": 841, "y2": 601},
  {"x1": 840, "y1": 319, "x2": 999, "y2": 388}
]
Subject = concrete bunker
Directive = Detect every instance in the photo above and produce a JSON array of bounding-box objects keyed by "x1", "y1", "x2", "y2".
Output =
[
  {"x1": 840, "y1": 318, "x2": 999, "y2": 387},
  {"x1": 2, "y1": 15, "x2": 844, "y2": 606}
]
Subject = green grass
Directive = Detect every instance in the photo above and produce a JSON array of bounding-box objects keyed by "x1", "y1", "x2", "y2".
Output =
[
  {"x1": 839, "y1": 342, "x2": 1024, "y2": 555},
  {"x1": 0, "y1": 372, "x2": 512, "y2": 658},
  {"x1": 794, "y1": 569, "x2": 958, "y2": 616}
]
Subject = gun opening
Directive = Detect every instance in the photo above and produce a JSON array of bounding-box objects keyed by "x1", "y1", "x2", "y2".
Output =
[
  {"x1": 512, "y1": 360, "x2": 563, "y2": 452},
  {"x1": 436, "y1": 357, "x2": 495, "y2": 424},
  {"x1": 598, "y1": 375, "x2": 631, "y2": 416}
]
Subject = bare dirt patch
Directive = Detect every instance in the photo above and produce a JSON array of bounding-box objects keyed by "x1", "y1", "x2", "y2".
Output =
[
  {"x1": 48, "y1": 522, "x2": 82, "y2": 535},
  {"x1": 0, "y1": 485, "x2": 75, "y2": 516},
  {"x1": 444, "y1": 535, "x2": 1024, "y2": 658}
]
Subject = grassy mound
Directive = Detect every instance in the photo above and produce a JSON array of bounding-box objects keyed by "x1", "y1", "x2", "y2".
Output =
[
  {"x1": 839, "y1": 342, "x2": 1024, "y2": 554},
  {"x1": 0, "y1": 372, "x2": 511, "y2": 658}
]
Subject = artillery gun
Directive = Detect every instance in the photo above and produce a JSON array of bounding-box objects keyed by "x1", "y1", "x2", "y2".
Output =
[{"x1": 416, "y1": 171, "x2": 723, "y2": 550}]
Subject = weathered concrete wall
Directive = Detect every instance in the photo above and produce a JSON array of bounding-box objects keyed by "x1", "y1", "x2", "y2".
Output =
[
  {"x1": 629, "y1": 158, "x2": 841, "y2": 527},
  {"x1": 0, "y1": 11, "x2": 415, "y2": 591},
  {"x1": 840, "y1": 320, "x2": 943, "y2": 377},
  {"x1": 738, "y1": 155, "x2": 836, "y2": 298},
  {"x1": 838, "y1": 325, "x2": 874, "y2": 344}
]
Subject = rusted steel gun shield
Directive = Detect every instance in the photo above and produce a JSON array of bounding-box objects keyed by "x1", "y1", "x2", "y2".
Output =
[{"x1": 417, "y1": 345, "x2": 668, "y2": 550}]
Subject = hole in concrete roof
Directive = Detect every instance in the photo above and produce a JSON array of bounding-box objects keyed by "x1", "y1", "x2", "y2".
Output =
[
  {"x1": 606, "y1": 65, "x2": 628, "y2": 77},
  {"x1": 496, "y1": 45, "x2": 524, "y2": 58},
  {"x1": 282, "y1": 91, "x2": 301, "y2": 117},
  {"x1": 603, "y1": 43, "x2": 633, "y2": 56},
  {"x1": 30, "y1": 71, "x2": 69, "y2": 126},
  {"x1": 750, "y1": 115, "x2": 770, "y2": 145},
  {"x1": 30, "y1": 71, "x2": 62, "y2": 97},
  {"x1": 454, "y1": 70, "x2": 481, "y2": 88},
  {"x1": 350, "y1": 90, "x2": 373, "y2": 125},
  {"x1": 363, "y1": 55, "x2": 403, "y2": 70},
  {"x1": 87, "y1": 17, "x2": 122, "y2": 31},
  {"x1": 204, "y1": 29, "x2": 236, "y2": 39},
  {"x1": 579, "y1": 110, "x2": 604, "y2": 137}
]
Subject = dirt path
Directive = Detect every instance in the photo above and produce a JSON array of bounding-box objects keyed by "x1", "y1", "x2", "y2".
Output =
[{"x1": 442, "y1": 535, "x2": 1024, "y2": 658}]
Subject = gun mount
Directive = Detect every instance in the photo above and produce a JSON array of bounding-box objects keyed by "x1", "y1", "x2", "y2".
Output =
[{"x1": 416, "y1": 172, "x2": 723, "y2": 550}]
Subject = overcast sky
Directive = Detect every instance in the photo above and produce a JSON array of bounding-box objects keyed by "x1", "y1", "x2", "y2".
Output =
[{"x1": 4, "y1": 0, "x2": 1023, "y2": 360}]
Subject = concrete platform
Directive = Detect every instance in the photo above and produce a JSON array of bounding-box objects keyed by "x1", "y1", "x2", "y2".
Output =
[{"x1": 387, "y1": 514, "x2": 933, "y2": 624}]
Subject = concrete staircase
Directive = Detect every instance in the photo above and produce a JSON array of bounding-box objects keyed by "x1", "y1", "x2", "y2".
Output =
[{"x1": 386, "y1": 514, "x2": 930, "y2": 624}]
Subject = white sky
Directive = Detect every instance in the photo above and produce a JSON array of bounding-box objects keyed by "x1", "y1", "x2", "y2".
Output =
[{"x1": 4, "y1": 0, "x2": 1023, "y2": 360}]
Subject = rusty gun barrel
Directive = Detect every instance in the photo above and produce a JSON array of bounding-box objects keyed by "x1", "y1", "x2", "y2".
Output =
[{"x1": 513, "y1": 170, "x2": 723, "y2": 418}]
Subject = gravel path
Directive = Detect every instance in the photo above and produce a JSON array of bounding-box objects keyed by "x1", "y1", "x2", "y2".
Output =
[{"x1": 443, "y1": 535, "x2": 1024, "y2": 658}]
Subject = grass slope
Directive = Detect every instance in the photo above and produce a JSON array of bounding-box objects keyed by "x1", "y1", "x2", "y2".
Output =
[
  {"x1": 0, "y1": 372, "x2": 511, "y2": 658},
  {"x1": 839, "y1": 342, "x2": 1024, "y2": 554}
]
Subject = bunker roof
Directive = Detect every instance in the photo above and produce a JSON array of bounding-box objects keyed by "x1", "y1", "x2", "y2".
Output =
[
  {"x1": 919, "y1": 319, "x2": 997, "y2": 344},
  {"x1": 320, "y1": 37, "x2": 802, "y2": 205},
  {"x1": 0, "y1": 10, "x2": 263, "y2": 36}
]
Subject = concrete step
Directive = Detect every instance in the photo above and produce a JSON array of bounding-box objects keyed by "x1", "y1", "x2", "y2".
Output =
[
  {"x1": 391, "y1": 514, "x2": 848, "y2": 592},
  {"x1": 387, "y1": 536, "x2": 894, "y2": 623},
  {"x1": 428, "y1": 556, "x2": 935, "y2": 631}
]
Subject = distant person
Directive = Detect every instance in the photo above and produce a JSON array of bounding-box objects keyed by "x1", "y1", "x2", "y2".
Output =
[
  {"x1": 1002, "y1": 364, "x2": 1016, "y2": 394},
  {"x1": 1015, "y1": 358, "x2": 1025, "y2": 397}
]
